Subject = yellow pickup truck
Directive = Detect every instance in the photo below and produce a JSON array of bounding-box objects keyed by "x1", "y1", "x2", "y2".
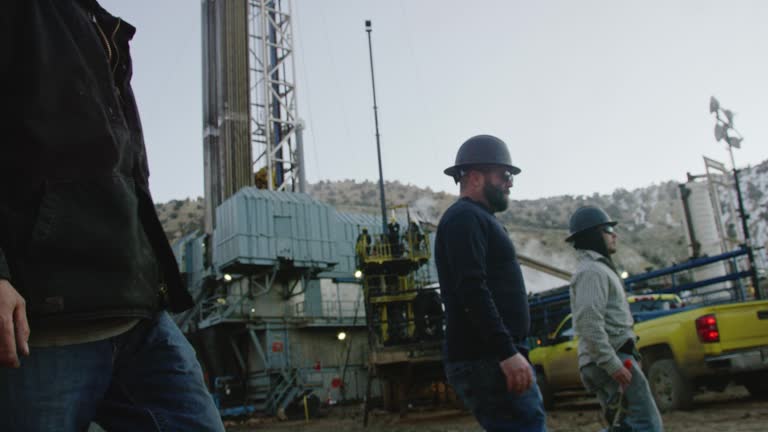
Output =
[{"x1": 529, "y1": 297, "x2": 768, "y2": 411}]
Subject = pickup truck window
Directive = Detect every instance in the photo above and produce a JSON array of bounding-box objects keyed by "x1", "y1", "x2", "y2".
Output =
[{"x1": 556, "y1": 317, "x2": 574, "y2": 339}]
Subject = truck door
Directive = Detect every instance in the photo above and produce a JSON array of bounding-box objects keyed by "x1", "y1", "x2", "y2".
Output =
[{"x1": 548, "y1": 317, "x2": 582, "y2": 389}]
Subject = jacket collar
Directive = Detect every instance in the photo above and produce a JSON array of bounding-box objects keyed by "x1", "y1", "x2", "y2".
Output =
[
  {"x1": 576, "y1": 249, "x2": 604, "y2": 262},
  {"x1": 75, "y1": 0, "x2": 137, "y2": 42},
  {"x1": 576, "y1": 249, "x2": 619, "y2": 274},
  {"x1": 460, "y1": 196, "x2": 493, "y2": 214},
  {"x1": 75, "y1": 0, "x2": 105, "y2": 15}
]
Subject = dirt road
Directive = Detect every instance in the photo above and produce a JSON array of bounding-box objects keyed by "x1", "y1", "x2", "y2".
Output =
[{"x1": 229, "y1": 385, "x2": 768, "y2": 431}]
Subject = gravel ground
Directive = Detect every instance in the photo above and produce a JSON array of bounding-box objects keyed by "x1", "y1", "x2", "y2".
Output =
[{"x1": 227, "y1": 385, "x2": 768, "y2": 432}]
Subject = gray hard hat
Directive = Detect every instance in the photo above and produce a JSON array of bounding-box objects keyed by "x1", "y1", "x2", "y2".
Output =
[
  {"x1": 444, "y1": 135, "x2": 521, "y2": 180},
  {"x1": 565, "y1": 206, "x2": 617, "y2": 242}
]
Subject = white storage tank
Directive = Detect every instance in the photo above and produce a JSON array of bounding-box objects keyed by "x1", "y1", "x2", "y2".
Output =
[{"x1": 679, "y1": 180, "x2": 731, "y2": 301}]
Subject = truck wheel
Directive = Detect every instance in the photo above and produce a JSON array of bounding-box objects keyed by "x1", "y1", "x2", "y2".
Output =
[
  {"x1": 647, "y1": 359, "x2": 693, "y2": 412},
  {"x1": 536, "y1": 369, "x2": 555, "y2": 410}
]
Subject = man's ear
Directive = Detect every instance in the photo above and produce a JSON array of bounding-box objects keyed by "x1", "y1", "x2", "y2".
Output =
[
  {"x1": 468, "y1": 170, "x2": 483, "y2": 188},
  {"x1": 459, "y1": 173, "x2": 471, "y2": 191}
]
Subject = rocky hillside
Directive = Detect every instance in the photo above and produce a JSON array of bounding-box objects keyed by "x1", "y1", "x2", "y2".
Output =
[
  {"x1": 306, "y1": 179, "x2": 688, "y2": 275},
  {"x1": 155, "y1": 197, "x2": 205, "y2": 243},
  {"x1": 156, "y1": 160, "x2": 768, "y2": 284}
]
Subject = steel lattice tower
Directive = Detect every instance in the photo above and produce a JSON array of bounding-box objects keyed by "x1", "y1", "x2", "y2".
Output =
[{"x1": 203, "y1": 0, "x2": 304, "y2": 232}]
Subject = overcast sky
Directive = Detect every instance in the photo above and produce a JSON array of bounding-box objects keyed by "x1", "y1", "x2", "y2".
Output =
[{"x1": 100, "y1": 0, "x2": 768, "y2": 203}]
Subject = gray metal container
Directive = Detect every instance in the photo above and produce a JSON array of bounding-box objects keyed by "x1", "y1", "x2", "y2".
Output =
[
  {"x1": 171, "y1": 231, "x2": 199, "y2": 273},
  {"x1": 171, "y1": 232, "x2": 210, "y2": 298},
  {"x1": 213, "y1": 188, "x2": 337, "y2": 271}
]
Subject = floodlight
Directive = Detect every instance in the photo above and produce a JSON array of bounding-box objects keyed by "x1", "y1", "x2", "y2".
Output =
[
  {"x1": 714, "y1": 123, "x2": 726, "y2": 142},
  {"x1": 709, "y1": 96, "x2": 719, "y2": 113},
  {"x1": 723, "y1": 109, "x2": 734, "y2": 124}
]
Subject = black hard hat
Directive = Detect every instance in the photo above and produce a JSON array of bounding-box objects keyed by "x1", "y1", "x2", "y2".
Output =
[
  {"x1": 566, "y1": 206, "x2": 617, "y2": 242},
  {"x1": 444, "y1": 135, "x2": 521, "y2": 180}
]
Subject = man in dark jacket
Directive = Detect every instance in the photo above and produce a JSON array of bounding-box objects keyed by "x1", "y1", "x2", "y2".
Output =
[
  {"x1": 436, "y1": 135, "x2": 546, "y2": 431},
  {"x1": 0, "y1": 1, "x2": 224, "y2": 430}
]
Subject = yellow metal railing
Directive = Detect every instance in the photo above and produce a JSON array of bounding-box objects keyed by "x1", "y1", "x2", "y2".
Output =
[{"x1": 356, "y1": 233, "x2": 430, "y2": 264}]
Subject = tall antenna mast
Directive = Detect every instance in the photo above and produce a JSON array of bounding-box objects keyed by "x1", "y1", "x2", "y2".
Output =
[{"x1": 365, "y1": 20, "x2": 388, "y2": 234}]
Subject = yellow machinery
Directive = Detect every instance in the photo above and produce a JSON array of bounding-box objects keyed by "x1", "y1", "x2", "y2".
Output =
[
  {"x1": 357, "y1": 207, "x2": 446, "y2": 417},
  {"x1": 356, "y1": 212, "x2": 435, "y2": 346}
]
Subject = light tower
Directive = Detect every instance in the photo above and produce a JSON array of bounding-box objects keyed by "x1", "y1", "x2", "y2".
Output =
[
  {"x1": 709, "y1": 96, "x2": 759, "y2": 297},
  {"x1": 365, "y1": 20, "x2": 389, "y2": 234}
]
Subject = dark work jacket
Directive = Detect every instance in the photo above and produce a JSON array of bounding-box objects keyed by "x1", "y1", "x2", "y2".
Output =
[
  {"x1": 435, "y1": 197, "x2": 530, "y2": 362},
  {"x1": 0, "y1": 0, "x2": 193, "y2": 324}
]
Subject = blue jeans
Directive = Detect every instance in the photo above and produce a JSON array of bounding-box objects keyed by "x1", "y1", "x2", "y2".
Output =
[
  {"x1": 0, "y1": 312, "x2": 224, "y2": 432},
  {"x1": 445, "y1": 359, "x2": 547, "y2": 432},
  {"x1": 580, "y1": 353, "x2": 664, "y2": 432}
]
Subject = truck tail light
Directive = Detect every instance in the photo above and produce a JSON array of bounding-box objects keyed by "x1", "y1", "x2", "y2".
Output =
[{"x1": 696, "y1": 314, "x2": 720, "y2": 343}]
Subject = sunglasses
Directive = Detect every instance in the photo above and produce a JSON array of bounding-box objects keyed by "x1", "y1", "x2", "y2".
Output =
[
  {"x1": 462, "y1": 166, "x2": 515, "y2": 185},
  {"x1": 498, "y1": 170, "x2": 514, "y2": 183},
  {"x1": 602, "y1": 225, "x2": 616, "y2": 234},
  {"x1": 475, "y1": 167, "x2": 514, "y2": 183}
]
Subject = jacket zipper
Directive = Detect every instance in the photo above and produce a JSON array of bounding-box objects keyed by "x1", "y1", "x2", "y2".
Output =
[
  {"x1": 91, "y1": 13, "x2": 112, "y2": 66},
  {"x1": 92, "y1": 13, "x2": 123, "y2": 100},
  {"x1": 109, "y1": 18, "x2": 122, "y2": 75}
]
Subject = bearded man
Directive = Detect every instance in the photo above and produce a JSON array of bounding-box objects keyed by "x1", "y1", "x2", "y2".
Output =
[{"x1": 435, "y1": 135, "x2": 547, "y2": 432}]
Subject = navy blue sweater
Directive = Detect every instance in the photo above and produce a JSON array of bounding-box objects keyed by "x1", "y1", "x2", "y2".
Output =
[{"x1": 435, "y1": 197, "x2": 530, "y2": 362}]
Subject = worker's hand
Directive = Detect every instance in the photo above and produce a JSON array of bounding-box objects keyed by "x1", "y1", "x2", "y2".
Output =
[
  {"x1": 499, "y1": 353, "x2": 533, "y2": 395},
  {"x1": 611, "y1": 363, "x2": 632, "y2": 391},
  {"x1": 0, "y1": 279, "x2": 30, "y2": 368}
]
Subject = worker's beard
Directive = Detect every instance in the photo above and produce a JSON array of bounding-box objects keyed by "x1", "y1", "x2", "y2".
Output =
[{"x1": 483, "y1": 183, "x2": 508, "y2": 213}]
